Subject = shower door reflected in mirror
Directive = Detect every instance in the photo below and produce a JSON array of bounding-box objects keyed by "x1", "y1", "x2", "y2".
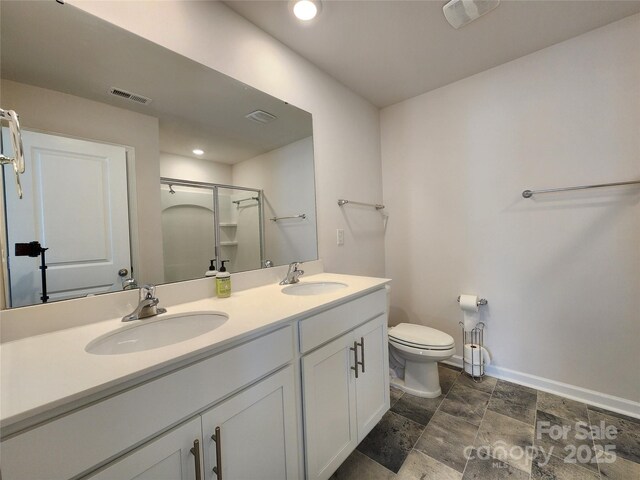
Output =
[
  {"x1": 219, "y1": 187, "x2": 263, "y2": 273},
  {"x1": 160, "y1": 180, "x2": 263, "y2": 281},
  {"x1": 161, "y1": 183, "x2": 216, "y2": 283}
]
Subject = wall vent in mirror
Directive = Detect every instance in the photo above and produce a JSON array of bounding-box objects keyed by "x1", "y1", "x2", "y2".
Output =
[
  {"x1": 245, "y1": 110, "x2": 277, "y2": 124},
  {"x1": 109, "y1": 87, "x2": 152, "y2": 105}
]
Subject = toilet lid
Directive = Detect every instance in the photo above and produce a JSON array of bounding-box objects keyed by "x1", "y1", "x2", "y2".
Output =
[{"x1": 389, "y1": 323, "x2": 455, "y2": 348}]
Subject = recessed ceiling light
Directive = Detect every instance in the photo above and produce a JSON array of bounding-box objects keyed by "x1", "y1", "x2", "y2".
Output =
[
  {"x1": 192, "y1": 149, "x2": 204, "y2": 155},
  {"x1": 293, "y1": 0, "x2": 320, "y2": 21}
]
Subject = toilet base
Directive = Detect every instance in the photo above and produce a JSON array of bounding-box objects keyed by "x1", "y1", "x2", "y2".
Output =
[{"x1": 390, "y1": 375, "x2": 442, "y2": 398}]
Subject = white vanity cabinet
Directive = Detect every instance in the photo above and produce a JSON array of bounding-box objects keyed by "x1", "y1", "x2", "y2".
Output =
[
  {"x1": 300, "y1": 288, "x2": 389, "y2": 480},
  {"x1": 1, "y1": 326, "x2": 296, "y2": 480},
  {"x1": 89, "y1": 366, "x2": 298, "y2": 480},
  {"x1": 1, "y1": 281, "x2": 391, "y2": 480}
]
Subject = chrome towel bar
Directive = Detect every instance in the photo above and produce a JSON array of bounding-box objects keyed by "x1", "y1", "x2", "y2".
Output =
[
  {"x1": 270, "y1": 214, "x2": 306, "y2": 222},
  {"x1": 522, "y1": 179, "x2": 640, "y2": 198},
  {"x1": 338, "y1": 199, "x2": 385, "y2": 210},
  {"x1": 232, "y1": 196, "x2": 260, "y2": 205}
]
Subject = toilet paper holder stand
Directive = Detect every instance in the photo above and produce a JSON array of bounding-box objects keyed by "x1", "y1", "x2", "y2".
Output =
[
  {"x1": 459, "y1": 322, "x2": 487, "y2": 382},
  {"x1": 457, "y1": 296, "x2": 488, "y2": 307},
  {"x1": 457, "y1": 295, "x2": 488, "y2": 382}
]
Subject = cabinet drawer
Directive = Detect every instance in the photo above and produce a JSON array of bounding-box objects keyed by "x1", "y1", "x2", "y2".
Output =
[
  {"x1": 1, "y1": 326, "x2": 293, "y2": 480},
  {"x1": 298, "y1": 289, "x2": 386, "y2": 354}
]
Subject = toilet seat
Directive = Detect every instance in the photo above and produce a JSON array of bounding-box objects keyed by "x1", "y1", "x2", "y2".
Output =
[{"x1": 388, "y1": 323, "x2": 454, "y2": 350}]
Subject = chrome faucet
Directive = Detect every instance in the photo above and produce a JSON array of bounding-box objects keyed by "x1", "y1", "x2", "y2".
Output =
[
  {"x1": 280, "y1": 262, "x2": 304, "y2": 285},
  {"x1": 122, "y1": 284, "x2": 167, "y2": 322}
]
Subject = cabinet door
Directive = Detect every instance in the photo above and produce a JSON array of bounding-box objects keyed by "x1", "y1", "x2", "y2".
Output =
[
  {"x1": 201, "y1": 366, "x2": 299, "y2": 480},
  {"x1": 302, "y1": 332, "x2": 358, "y2": 480},
  {"x1": 88, "y1": 418, "x2": 202, "y2": 480},
  {"x1": 354, "y1": 314, "x2": 390, "y2": 442}
]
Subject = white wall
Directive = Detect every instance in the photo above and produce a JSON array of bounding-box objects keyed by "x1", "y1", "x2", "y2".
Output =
[
  {"x1": 72, "y1": 0, "x2": 385, "y2": 278},
  {"x1": 160, "y1": 152, "x2": 232, "y2": 185},
  {"x1": 381, "y1": 15, "x2": 640, "y2": 402},
  {"x1": 233, "y1": 137, "x2": 317, "y2": 266}
]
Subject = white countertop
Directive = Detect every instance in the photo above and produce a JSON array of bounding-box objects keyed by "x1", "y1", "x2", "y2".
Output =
[{"x1": 1, "y1": 272, "x2": 389, "y2": 433}]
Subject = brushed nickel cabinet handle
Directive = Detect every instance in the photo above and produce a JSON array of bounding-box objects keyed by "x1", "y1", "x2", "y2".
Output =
[
  {"x1": 350, "y1": 341, "x2": 359, "y2": 378},
  {"x1": 357, "y1": 336, "x2": 365, "y2": 373},
  {"x1": 190, "y1": 438, "x2": 202, "y2": 480},
  {"x1": 211, "y1": 426, "x2": 222, "y2": 480}
]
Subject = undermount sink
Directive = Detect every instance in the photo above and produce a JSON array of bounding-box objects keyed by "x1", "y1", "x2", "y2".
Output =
[
  {"x1": 281, "y1": 281, "x2": 348, "y2": 296},
  {"x1": 86, "y1": 312, "x2": 228, "y2": 355}
]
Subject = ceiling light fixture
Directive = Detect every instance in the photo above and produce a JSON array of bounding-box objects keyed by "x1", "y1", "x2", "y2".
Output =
[
  {"x1": 443, "y1": 0, "x2": 500, "y2": 29},
  {"x1": 192, "y1": 149, "x2": 204, "y2": 155},
  {"x1": 292, "y1": 0, "x2": 320, "y2": 21}
]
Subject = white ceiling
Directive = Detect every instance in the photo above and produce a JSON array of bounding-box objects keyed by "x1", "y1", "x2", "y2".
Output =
[{"x1": 225, "y1": 0, "x2": 640, "y2": 107}]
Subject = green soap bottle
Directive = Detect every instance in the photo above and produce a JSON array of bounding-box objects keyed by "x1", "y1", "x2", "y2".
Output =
[{"x1": 216, "y1": 271, "x2": 231, "y2": 298}]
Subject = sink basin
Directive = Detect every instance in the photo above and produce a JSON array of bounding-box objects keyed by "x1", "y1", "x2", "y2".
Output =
[
  {"x1": 281, "y1": 281, "x2": 348, "y2": 296},
  {"x1": 86, "y1": 312, "x2": 228, "y2": 355}
]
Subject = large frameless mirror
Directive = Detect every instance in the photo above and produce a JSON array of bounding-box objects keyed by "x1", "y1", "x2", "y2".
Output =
[{"x1": 0, "y1": 1, "x2": 317, "y2": 308}]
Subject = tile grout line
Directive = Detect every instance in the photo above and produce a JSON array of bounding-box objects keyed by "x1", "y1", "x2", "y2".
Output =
[
  {"x1": 530, "y1": 386, "x2": 539, "y2": 480},
  {"x1": 460, "y1": 376, "x2": 493, "y2": 480},
  {"x1": 585, "y1": 404, "x2": 603, "y2": 479},
  {"x1": 380, "y1": 369, "x2": 460, "y2": 477},
  {"x1": 536, "y1": 402, "x2": 603, "y2": 471},
  {"x1": 400, "y1": 369, "x2": 463, "y2": 477}
]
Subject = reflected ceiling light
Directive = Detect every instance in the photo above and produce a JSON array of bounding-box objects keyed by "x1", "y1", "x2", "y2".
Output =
[
  {"x1": 192, "y1": 149, "x2": 204, "y2": 155},
  {"x1": 443, "y1": 0, "x2": 500, "y2": 29},
  {"x1": 293, "y1": 0, "x2": 320, "y2": 21}
]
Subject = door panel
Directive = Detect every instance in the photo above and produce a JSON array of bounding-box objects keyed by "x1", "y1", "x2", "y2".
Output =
[
  {"x1": 88, "y1": 418, "x2": 201, "y2": 480},
  {"x1": 302, "y1": 333, "x2": 357, "y2": 480},
  {"x1": 354, "y1": 315, "x2": 390, "y2": 442},
  {"x1": 201, "y1": 366, "x2": 299, "y2": 480},
  {"x1": 3, "y1": 129, "x2": 131, "y2": 306}
]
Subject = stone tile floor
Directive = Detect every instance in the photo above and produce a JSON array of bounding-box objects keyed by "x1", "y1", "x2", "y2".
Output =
[{"x1": 331, "y1": 364, "x2": 640, "y2": 480}]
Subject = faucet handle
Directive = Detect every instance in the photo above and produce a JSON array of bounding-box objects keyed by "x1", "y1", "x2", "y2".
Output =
[{"x1": 140, "y1": 284, "x2": 156, "y2": 300}]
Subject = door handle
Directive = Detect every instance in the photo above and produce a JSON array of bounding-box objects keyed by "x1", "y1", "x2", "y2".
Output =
[
  {"x1": 350, "y1": 341, "x2": 359, "y2": 378},
  {"x1": 357, "y1": 336, "x2": 365, "y2": 373},
  {"x1": 211, "y1": 426, "x2": 222, "y2": 480},
  {"x1": 190, "y1": 438, "x2": 202, "y2": 480}
]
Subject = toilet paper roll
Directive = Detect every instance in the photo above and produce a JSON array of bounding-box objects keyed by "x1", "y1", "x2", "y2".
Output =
[
  {"x1": 458, "y1": 294, "x2": 479, "y2": 312},
  {"x1": 463, "y1": 344, "x2": 491, "y2": 376},
  {"x1": 463, "y1": 344, "x2": 491, "y2": 365},
  {"x1": 459, "y1": 294, "x2": 479, "y2": 331}
]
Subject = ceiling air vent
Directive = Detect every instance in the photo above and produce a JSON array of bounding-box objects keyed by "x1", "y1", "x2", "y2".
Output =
[
  {"x1": 245, "y1": 110, "x2": 277, "y2": 124},
  {"x1": 109, "y1": 87, "x2": 152, "y2": 105}
]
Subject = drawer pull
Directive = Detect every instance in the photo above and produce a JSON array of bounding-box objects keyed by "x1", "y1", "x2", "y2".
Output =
[
  {"x1": 350, "y1": 341, "x2": 359, "y2": 378},
  {"x1": 212, "y1": 426, "x2": 223, "y2": 479},
  {"x1": 190, "y1": 439, "x2": 202, "y2": 480},
  {"x1": 357, "y1": 336, "x2": 365, "y2": 373}
]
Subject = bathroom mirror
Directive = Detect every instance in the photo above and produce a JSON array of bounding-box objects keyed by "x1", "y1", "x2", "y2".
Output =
[{"x1": 0, "y1": 1, "x2": 317, "y2": 308}]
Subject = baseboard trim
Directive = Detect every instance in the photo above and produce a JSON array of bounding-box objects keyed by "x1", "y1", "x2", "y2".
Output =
[{"x1": 443, "y1": 355, "x2": 640, "y2": 420}]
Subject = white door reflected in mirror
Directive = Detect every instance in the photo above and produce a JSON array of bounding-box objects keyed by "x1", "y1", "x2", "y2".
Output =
[{"x1": 3, "y1": 129, "x2": 131, "y2": 307}]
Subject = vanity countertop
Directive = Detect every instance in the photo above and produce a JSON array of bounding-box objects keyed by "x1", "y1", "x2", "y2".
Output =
[{"x1": 0, "y1": 272, "x2": 390, "y2": 434}]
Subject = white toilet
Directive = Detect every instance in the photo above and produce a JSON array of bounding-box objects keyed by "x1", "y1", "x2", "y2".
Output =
[{"x1": 388, "y1": 323, "x2": 456, "y2": 398}]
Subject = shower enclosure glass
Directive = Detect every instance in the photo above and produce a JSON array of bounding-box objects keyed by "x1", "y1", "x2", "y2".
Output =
[{"x1": 160, "y1": 179, "x2": 263, "y2": 282}]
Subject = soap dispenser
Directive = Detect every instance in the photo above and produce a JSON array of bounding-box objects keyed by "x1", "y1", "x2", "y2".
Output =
[
  {"x1": 216, "y1": 261, "x2": 231, "y2": 298},
  {"x1": 205, "y1": 259, "x2": 218, "y2": 277}
]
